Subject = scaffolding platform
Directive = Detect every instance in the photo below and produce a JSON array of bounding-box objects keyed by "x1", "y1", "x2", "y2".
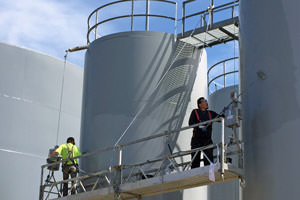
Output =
[
  {"x1": 54, "y1": 163, "x2": 241, "y2": 200},
  {"x1": 178, "y1": 17, "x2": 239, "y2": 48},
  {"x1": 41, "y1": 118, "x2": 243, "y2": 200}
]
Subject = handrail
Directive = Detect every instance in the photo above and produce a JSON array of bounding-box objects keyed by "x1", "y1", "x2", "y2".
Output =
[
  {"x1": 39, "y1": 117, "x2": 244, "y2": 199},
  {"x1": 40, "y1": 117, "x2": 231, "y2": 199},
  {"x1": 41, "y1": 117, "x2": 222, "y2": 170},
  {"x1": 207, "y1": 57, "x2": 239, "y2": 95},
  {"x1": 87, "y1": 0, "x2": 177, "y2": 44},
  {"x1": 182, "y1": 0, "x2": 239, "y2": 33}
]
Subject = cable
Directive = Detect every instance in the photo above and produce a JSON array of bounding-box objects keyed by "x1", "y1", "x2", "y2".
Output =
[
  {"x1": 113, "y1": 16, "x2": 207, "y2": 147},
  {"x1": 55, "y1": 52, "x2": 68, "y2": 145}
]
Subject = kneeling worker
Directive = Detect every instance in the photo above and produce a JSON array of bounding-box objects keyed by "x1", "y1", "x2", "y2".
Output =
[{"x1": 50, "y1": 137, "x2": 81, "y2": 196}]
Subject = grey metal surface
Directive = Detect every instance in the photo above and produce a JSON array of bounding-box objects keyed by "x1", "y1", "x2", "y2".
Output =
[
  {"x1": 80, "y1": 31, "x2": 204, "y2": 199},
  {"x1": 208, "y1": 85, "x2": 240, "y2": 200},
  {"x1": 240, "y1": 0, "x2": 300, "y2": 199},
  {"x1": 0, "y1": 42, "x2": 83, "y2": 200}
]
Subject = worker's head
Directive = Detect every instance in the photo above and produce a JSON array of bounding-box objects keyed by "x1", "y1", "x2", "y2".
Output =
[
  {"x1": 197, "y1": 97, "x2": 208, "y2": 110},
  {"x1": 66, "y1": 137, "x2": 75, "y2": 145}
]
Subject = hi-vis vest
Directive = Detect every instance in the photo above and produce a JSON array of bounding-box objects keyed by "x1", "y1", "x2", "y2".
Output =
[{"x1": 55, "y1": 143, "x2": 80, "y2": 165}]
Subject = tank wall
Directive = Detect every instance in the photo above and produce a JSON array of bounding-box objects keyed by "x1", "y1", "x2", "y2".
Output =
[
  {"x1": 0, "y1": 42, "x2": 83, "y2": 200},
  {"x1": 209, "y1": 85, "x2": 240, "y2": 152},
  {"x1": 80, "y1": 31, "x2": 204, "y2": 177},
  {"x1": 208, "y1": 85, "x2": 240, "y2": 200},
  {"x1": 240, "y1": 0, "x2": 300, "y2": 199},
  {"x1": 177, "y1": 49, "x2": 208, "y2": 199}
]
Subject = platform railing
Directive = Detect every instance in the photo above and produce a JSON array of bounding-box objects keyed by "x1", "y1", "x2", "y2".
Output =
[
  {"x1": 87, "y1": 0, "x2": 177, "y2": 44},
  {"x1": 182, "y1": 0, "x2": 239, "y2": 34},
  {"x1": 208, "y1": 57, "x2": 239, "y2": 95},
  {"x1": 39, "y1": 117, "x2": 242, "y2": 199}
]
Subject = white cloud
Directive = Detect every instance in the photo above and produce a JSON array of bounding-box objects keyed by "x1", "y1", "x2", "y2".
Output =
[
  {"x1": 0, "y1": 0, "x2": 237, "y2": 67},
  {"x1": 0, "y1": 0, "x2": 93, "y2": 66}
]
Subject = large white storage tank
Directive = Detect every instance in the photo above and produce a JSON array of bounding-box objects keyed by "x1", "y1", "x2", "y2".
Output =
[
  {"x1": 0, "y1": 42, "x2": 83, "y2": 200},
  {"x1": 208, "y1": 85, "x2": 240, "y2": 200},
  {"x1": 79, "y1": 30, "x2": 208, "y2": 199},
  {"x1": 80, "y1": 31, "x2": 206, "y2": 171},
  {"x1": 240, "y1": 0, "x2": 300, "y2": 199}
]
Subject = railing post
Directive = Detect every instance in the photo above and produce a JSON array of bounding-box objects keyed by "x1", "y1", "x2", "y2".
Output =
[
  {"x1": 131, "y1": 0, "x2": 134, "y2": 31},
  {"x1": 223, "y1": 61, "x2": 226, "y2": 88},
  {"x1": 118, "y1": 147, "x2": 123, "y2": 166},
  {"x1": 39, "y1": 166, "x2": 44, "y2": 200},
  {"x1": 174, "y1": 2, "x2": 177, "y2": 41},
  {"x1": 182, "y1": 2, "x2": 185, "y2": 34},
  {"x1": 113, "y1": 147, "x2": 123, "y2": 199},
  {"x1": 221, "y1": 117, "x2": 225, "y2": 176},
  {"x1": 209, "y1": 0, "x2": 214, "y2": 26},
  {"x1": 95, "y1": 11, "x2": 98, "y2": 40},
  {"x1": 39, "y1": 186, "x2": 44, "y2": 200},
  {"x1": 145, "y1": 0, "x2": 149, "y2": 31}
]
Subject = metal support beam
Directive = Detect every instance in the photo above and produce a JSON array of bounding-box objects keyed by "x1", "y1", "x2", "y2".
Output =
[
  {"x1": 219, "y1": 27, "x2": 239, "y2": 40},
  {"x1": 191, "y1": 36, "x2": 207, "y2": 46}
]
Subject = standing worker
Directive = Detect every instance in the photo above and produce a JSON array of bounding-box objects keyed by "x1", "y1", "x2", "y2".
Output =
[
  {"x1": 189, "y1": 97, "x2": 218, "y2": 168},
  {"x1": 50, "y1": 137, "x2": 81, "y2": 196}
]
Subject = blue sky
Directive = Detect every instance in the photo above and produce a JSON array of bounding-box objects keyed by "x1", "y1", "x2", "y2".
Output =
[{"x1": 0, "y1": 0, "x2": 239, "y2": 89}]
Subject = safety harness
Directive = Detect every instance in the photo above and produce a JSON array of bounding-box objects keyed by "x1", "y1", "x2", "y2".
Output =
[
  {"x1": 194, "y1": 109, "x2": 212, "y2": 122},
  {"x1": 66, "y1": 144, "x2": 75, "y2": 166}
]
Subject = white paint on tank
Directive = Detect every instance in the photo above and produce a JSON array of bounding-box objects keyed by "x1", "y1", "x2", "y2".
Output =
[{"x1": 240, "y1": 0, "x2": 300, "y2": 199}]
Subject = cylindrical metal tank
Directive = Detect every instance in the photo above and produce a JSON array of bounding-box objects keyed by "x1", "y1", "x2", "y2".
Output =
[
  {"x1": 240, "y1": 0, "x2": 300, "y2": 199},
  {"x1": 80, "y1": 31, "x2": 205, "y2": 179},
  {"x1": 208, "y1": 85, "x2": 241, "y2": 200},
  {"x1": 0, "y1": 42, "x2": 83, "y2": 200},
  {"x1": 173, "y1": 48, "x2": 208, "y2": 200}
]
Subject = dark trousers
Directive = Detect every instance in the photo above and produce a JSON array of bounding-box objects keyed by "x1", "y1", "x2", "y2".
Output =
[
  {"x1": 191, "y1": 139, "x2": 213, "y2": 168},
  {"x1": 62, "y1": 165, "x2": 77, "y2": 196}
]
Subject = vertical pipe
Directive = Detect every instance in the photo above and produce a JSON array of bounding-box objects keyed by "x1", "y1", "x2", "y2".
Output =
[
  {"x1": 131, "y1": 0, "x2": 134, "y2": 31},
  {"x1": 95, "y1": 11, "x2": 98, "y2": 40},
  {"x1": 145, "y1": 0, "x2": 149, "y2": 31}
]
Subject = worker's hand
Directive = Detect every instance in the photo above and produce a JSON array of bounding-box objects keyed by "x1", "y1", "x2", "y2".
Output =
[
  {"x1": 199, "y1": 126, "x2": 207, "y2": 132},
  {"x1": 49, "y1": 151, "x2": 58, "y2": 158}
]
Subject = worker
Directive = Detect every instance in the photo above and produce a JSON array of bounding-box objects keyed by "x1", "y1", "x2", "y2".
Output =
[
  {"x1": 50, "y1": 137, "x2": 81, "y2": 196},
  {"x1": 189, "y1": 97, "x2": 218, "y2": 168}
]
